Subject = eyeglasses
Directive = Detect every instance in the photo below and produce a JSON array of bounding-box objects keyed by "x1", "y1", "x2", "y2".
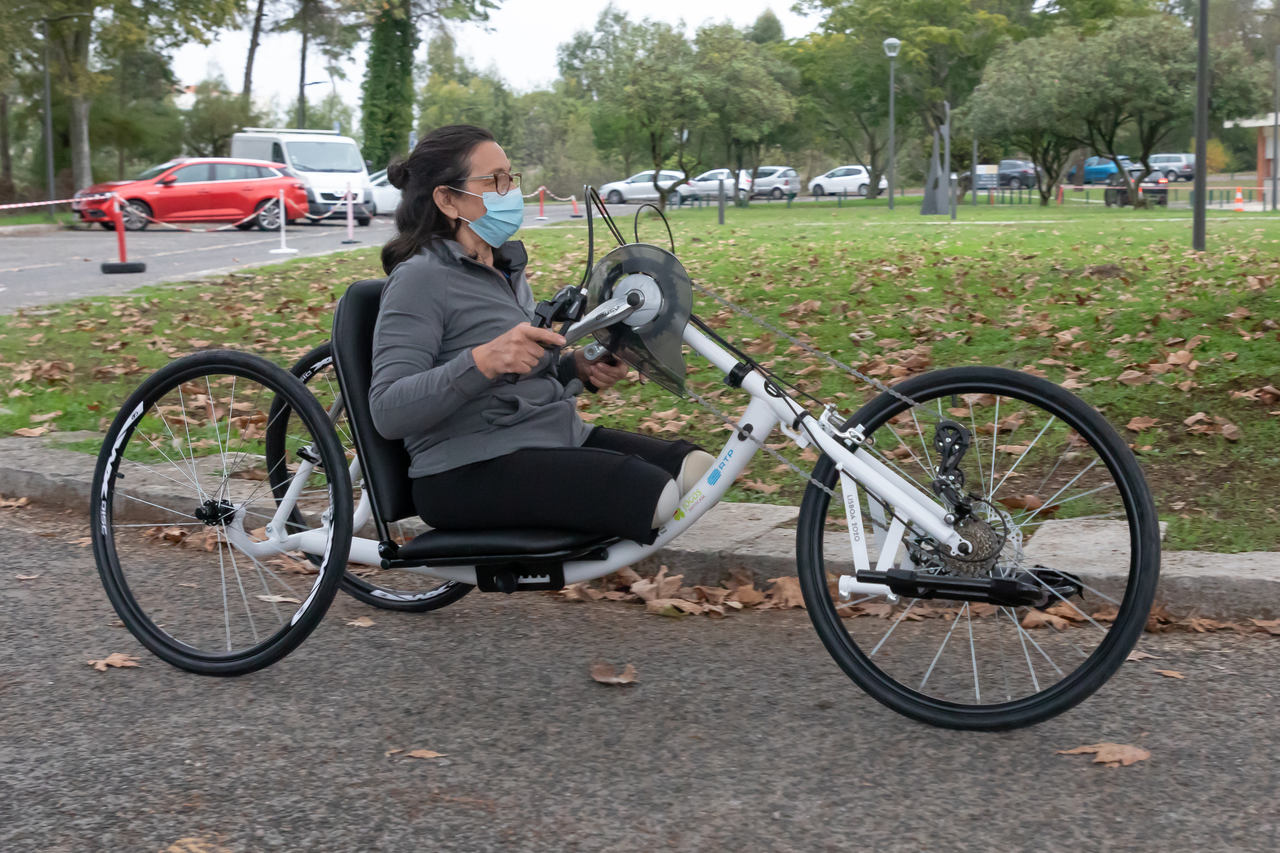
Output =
[{"x1": 465, "y1": 171, "x2": 521, "y2": 195}]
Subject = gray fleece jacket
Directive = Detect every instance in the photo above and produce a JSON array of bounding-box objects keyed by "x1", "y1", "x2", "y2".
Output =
[{"x1": 369, "y1": 239, "x2": 592, "y2": 478}]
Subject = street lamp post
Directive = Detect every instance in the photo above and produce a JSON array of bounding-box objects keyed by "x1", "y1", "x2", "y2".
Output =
[
  {"x1": 1192, "y1": 0, "x2": 1208, "y2": 250},
  {"x1": 883, "y1": 37, "x2": 900, "y2": 211},
  {"x1": 41, "y1": 19, "x2": 54, "y2": 204}
]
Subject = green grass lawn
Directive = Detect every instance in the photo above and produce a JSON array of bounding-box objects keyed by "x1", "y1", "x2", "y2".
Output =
[
  {"x1": 1, "y1": 196, "x2": 1277, "y2": 551},
  {"x1": 0, "y1": 210, "x2": 75, "y2": 227}
]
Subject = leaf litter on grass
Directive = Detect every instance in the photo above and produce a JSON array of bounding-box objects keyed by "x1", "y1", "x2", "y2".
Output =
[{"x1": 0, "y1": 210, "x2": 1276, "y2": 550}]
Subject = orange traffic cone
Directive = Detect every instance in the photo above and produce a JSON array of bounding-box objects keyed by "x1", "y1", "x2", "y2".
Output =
[{"x1": 1234, "y1": 187, "x2": 1245, "y2": 212}]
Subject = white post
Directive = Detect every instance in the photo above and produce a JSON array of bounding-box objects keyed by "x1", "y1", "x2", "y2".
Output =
[
  {"x1": 342, "y1": 182, "x2": 358, "y2": 244},
  {"x1": 269, "y1": 190, "x2": 297, "y2": 255}
]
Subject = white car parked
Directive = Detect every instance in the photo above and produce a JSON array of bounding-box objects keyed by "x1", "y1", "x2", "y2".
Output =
[
  {"x1": 599, "y1": 170, "x2": 685, "y2": 204},
  {"x1": 367, "y1": 168, "x2": 401, "y2": 216},
  {"x1": 808, "y1": 165, "x2": 888, "y2": 198},
  {"x1": 675, "y1": 168, "x2": 753, "y2": 202}
]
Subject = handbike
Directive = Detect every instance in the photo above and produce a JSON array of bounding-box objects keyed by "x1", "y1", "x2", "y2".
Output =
[{"x1": 90, "y1": 197, "x2": 1159, "y2": 730}]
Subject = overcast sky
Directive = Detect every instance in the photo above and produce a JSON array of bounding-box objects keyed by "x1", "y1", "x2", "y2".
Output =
[{"x1": 172, "y1": 0, "x2": 823, "y2": 116}]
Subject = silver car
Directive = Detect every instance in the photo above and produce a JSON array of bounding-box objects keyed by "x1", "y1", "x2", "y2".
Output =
[
  {"x1": 750, "y1": 166, "x2": 801, "y2": 199},
  {"x1": 598, "y1": 170, "x2": 685, "y2": 204},
  {"x1": 675, "y1": 168, "x2": 753, "y2": 201},
  {"x1": 1148, "y1": 153, "x2": 1196, "y2": 182}
]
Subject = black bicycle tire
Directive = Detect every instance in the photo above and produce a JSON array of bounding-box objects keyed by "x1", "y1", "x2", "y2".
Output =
[
  {"x1": 796, "y1": 366, "x2": 1160, "y2": 730},
  {"x1": 90, "y1": 349, "x2": 353, "y2": 675},
  {"x1": 270, "y1": 342, "x2": 473, "y2": 612}
]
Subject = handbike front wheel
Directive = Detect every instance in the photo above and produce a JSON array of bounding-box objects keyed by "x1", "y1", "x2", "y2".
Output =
[
  {"x1": 797, "y1": 366, "x2": 1159, "y2": 730},
  {"x1": 269, "y1": 342, "x2": 473, "y2": 612},
  {"x1": 90, "y1": 350, "x2": 353, "y2": 675}
]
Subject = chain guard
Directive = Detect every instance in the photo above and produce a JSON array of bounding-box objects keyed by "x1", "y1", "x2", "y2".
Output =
[{"x1": 585, "y1": 244, "x2": 693, "y2": 396}]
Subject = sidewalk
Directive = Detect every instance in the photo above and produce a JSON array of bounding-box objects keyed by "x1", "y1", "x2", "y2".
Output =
[{"x1": 3, "y1": 433, "x2": 1276, "y2": 620}]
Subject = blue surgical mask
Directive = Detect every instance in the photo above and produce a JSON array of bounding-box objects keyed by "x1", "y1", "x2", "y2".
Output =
[{"x1": 454, "y1": 187, "x2": 524, "y2": 248}]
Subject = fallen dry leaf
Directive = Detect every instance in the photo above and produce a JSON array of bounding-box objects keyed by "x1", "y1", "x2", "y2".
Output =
[
  {"x1": 403, "y1": 749, "x2": 447, "y2": 760},
  {"x1": 727, "y1": 584, "x2": 765, "y2": 608},
  {"x1": 740, "y1": 478, "x2": 781, "y2": 495},
  {"x1": 1154, "y1": 669, "x2": 1185, "y2": 679},
  {"x1": 590, "y1": 661, "x2": 638, "y2": 685},
  {"x1": 1021, "y1": 610, "x2": 1070, "y2": 630},
  {"x1": 12, "y1": 427, "x2": 48, "y2": 437},
  {"x1": 645, "y1": 597, "x2": 704, "y2": 617},
  {"x1": 693, "y1": 585, "x2": 730, "y2": 605},
  {"x1": 1057, "y1": 742, "x2": 1150, "y2": 767},
  {"x1": 1115, "y1": 369, "x2": 1151, "y2": 387},
  {"x1": 255, "y1": 594, "x2": 301, "y2": 604},
  {"x1": 29, "y1": 410, "x2": 63, "y2": 423},
  {"x1": 761, "y1": 576, "x2": 806, "y2": 609},
  {"x1": 346, "y1": 616, "x2": 374, "y2": 628},
  {"x1": 0, "y1": 496, "x2": 31, "y2": 508},
  {"x1": 1045, "y1": 601, "x2": 1087, "y2": 622},
  {"x1": 997, "y1": 494, "x2": 1045, "y2": 513},
  {"x1": 87, "y1": 652, "x2": 140, "y2": 672},
  {"x1": 1125, "y1": 416, "x2": 1159, "y2": 432},
  {"x1": 1250, "y1": 618, "x2": 1280, "y2": 636},
  {"x1": 15, "y1": 573, "x2": 40, "y2": 580},
  {"x1": 1125, "y1": 650, "x2": 1157, "y2": 662}
]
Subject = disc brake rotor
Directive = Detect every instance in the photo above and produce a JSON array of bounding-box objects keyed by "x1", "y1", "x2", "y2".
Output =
[{"x1": 585, "y1": 244, "x2": 693, "y2": 396}]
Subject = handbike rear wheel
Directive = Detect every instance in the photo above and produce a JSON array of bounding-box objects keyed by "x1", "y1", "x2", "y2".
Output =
[
  {"x1": 91, "y1": 350, "x2": 352, "y2": 675},
  {"x1": 269, "y1": 342, "x2": 473, "y2": 612},
  {"x1": 797, "y1": 366, "x2": 1159, "y2": 730}
]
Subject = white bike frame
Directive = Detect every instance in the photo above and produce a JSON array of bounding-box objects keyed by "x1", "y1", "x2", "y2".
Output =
[{"x1": 227, "y1": 322, "x2": 968, "y2": 594}]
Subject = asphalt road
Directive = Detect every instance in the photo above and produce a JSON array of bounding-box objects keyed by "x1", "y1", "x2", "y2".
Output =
[
  {"x1": 0, "y1": 202, "x2": 586, "y2": 314},
  {"x1": 1, "y1": 505, "x2": 1277, "y2": 852}
]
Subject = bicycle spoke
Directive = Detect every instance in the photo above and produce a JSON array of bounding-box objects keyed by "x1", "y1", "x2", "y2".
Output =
[
  {"x1": 966, "y1": 603, "x2": 980, "y2": 704},
  {"x1": 870, "y1": 599, "x2": 917, "y2": 656},
  {"x1": 990, "y1": 415, "x2": 1056, "y2": 498}
]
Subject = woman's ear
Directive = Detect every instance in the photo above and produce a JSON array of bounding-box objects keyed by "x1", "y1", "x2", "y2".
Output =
[{"x1": 433, "y1": 185, "x2": 459, "y2": 222}]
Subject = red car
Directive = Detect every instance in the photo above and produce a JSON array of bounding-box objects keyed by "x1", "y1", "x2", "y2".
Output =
[{"x1": 73, "y1": 157, "x2": 310, "y2": 231}]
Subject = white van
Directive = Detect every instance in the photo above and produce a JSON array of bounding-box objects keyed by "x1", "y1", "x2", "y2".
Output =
[{"x1": 230, "y1": 128, "x2": 373, "y2": 224}]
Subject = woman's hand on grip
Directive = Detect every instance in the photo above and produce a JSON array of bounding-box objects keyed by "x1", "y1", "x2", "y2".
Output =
[{"x1": 472, "y1": 323, "x2": 565, "y2": 379}]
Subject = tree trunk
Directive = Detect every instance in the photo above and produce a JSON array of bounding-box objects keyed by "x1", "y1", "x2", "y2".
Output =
[
  {"x1": 297, "y1": 26, "x2": 309, "y2": 127},
  {"x1": 116, "y1": 65, "x2": 126, "y2": 179},
  {"x1": 69, "y1": 96, "x2": 92, "y2": 191},
  {"x1": 51, "y1": 17, "x2": 95, "y2": 193},
  {"x1": 243, "y1": 0, "x2": 267, "y2": 104},
  {"x1": 0, "y1": 92, "x2": 12, "y2": 198}
]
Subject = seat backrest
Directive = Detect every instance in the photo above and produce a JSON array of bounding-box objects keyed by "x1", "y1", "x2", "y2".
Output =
[{"x1": 331, "y1": 278, "x2": 418, "y2": 526}]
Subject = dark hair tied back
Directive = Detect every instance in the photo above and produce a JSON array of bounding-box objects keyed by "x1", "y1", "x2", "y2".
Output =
[
  {"x1": 380, "y1": 124, "x2": 495, "y2": 274},
  {"x1": 385, "y1": 158, "x2": 411, "y2": 191}
]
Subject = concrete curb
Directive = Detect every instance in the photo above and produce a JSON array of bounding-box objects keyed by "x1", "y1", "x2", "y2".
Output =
[
  {"x1": 2, "y1": 435, "x2": 1277, "y2": 620},
  {"x1": 0, "y1": 223, "x2": 66, "y2": 237}
]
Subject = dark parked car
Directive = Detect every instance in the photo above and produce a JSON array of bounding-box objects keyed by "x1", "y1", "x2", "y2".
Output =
[{"x1": 998, "y1": 159, "x2": 1040, "y2": 189}]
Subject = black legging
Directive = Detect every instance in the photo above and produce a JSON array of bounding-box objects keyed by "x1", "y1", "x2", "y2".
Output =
[{"x1": 412, "y1": 428, "x2": 701, "y2": 544}]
